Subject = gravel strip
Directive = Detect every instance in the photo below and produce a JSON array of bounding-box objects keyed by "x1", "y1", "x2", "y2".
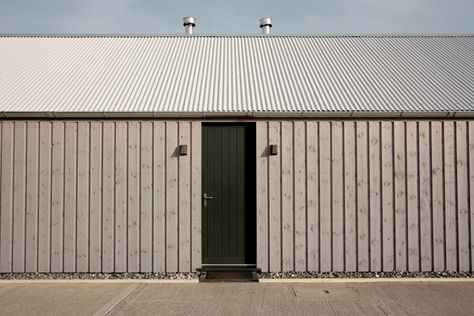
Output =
[
  {"x1": 1, "y1": 271, "x2": 473, "y2": 280},
  {"x1": 0, "y1": 272, "x2": 199, "y2": 280},
  {"x1": 258, "y1": 271, "x2": 474, "y2": 279}
]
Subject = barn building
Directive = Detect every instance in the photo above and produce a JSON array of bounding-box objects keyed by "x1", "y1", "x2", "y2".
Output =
[{"x1": 1, "y1": 20, "x2": 474, "y2": 274}]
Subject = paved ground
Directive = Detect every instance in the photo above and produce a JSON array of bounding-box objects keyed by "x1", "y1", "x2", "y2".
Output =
[{"x1": 0, "y1": 280, "x2": 473, "y2": 315}]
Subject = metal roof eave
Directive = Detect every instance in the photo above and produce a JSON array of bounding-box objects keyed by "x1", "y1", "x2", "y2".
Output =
[{"x1": 1, "y1": 111, "x2": 474, "y2": 119}]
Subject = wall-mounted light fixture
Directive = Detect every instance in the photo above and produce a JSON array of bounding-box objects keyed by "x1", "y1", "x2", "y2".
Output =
[
  {"x1": 269, "y1": 144, "x2": 278, "y2": 155},
  {"x1": 179, "y1": 145, "x2": 188, "y2": 156}
]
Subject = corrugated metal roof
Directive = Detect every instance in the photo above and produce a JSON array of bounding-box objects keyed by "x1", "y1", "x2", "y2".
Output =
[{"x1": 1, "y1": 35, "x2": 473, "y2": 117}]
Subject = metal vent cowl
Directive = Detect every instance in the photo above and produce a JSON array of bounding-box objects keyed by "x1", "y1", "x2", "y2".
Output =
[
  {"x1": 183, "y1": 16, "x2": 196, "y2": 35},
  {"x1": 260, "y1": 17, "x2": 272, "y2": 34}
]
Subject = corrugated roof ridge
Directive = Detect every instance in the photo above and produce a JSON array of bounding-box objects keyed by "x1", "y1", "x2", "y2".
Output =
[{"x1": 1, "y1": 33, "x2": 474, "y2": 38}]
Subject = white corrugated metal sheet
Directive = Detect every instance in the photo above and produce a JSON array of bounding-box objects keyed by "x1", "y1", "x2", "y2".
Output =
[{"x1": 0, "y1": 35, "x2": 473, "y2": 117}]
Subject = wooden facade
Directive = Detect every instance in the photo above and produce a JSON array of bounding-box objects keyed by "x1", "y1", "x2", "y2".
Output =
[
  {"x1": 0, "y1": 119, "x2": 473, "y2": 272},
  {"x1": 0, "y1": 120, "x2": 201, "y2": 273},
  {"x1": 256, "y1": 120, "x2": 474, "y2": 272}
]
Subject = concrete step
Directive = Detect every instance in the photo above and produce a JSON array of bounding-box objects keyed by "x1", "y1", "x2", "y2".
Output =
[{"x1": 197, "y1": 267, "x2": 260, "y2": 282}]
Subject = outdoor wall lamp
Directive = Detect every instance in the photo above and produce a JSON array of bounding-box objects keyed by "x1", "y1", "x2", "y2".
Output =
[
  {"x1": 269, "y1": 144, "x2": 278, "y2": 155},
  {"x1": 179, "y1": 145, "x2": 188, "y2": 156}
]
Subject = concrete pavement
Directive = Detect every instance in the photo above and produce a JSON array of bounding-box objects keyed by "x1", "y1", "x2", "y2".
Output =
[{"x1": 0, "y1": 280, "x2": 473, "y2": 315}]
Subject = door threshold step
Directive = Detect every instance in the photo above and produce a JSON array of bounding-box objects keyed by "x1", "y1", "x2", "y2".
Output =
[
  {"x1": 198, "y1": 266, "x2": 260, "y2": 272},
  {"x1": 197, "y1": 267, "x2": 260, "y2": 282}
]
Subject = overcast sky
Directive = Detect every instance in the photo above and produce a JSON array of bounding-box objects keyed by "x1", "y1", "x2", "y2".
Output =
[{"x1": 0, "y1": 0, "x2": 473, "y2": 34}]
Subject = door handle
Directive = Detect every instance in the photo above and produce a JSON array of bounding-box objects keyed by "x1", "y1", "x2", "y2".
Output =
[{"x1": 203, "y1": 193, "x2": 214, "y2": 207}]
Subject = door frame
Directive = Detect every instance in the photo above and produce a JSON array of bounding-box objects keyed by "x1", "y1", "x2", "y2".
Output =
[{"x1": 201, "y1": 123, "x2": 257, "y2": 267}]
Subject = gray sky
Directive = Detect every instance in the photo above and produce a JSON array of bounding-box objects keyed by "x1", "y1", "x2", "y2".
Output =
[{"x1": 0, "y1": 0, "x2": 473, "y2": 34}]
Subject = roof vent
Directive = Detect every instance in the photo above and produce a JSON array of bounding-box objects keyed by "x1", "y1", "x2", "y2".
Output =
[
  {"x1": 183, "y1": 17, "x2": 196, "y2": 35},
  {"x1": 259, "y1": 17, "x2": 272, "y2": 35}
]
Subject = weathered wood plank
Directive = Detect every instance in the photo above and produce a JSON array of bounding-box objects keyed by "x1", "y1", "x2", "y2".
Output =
[
  {"x1": 469, "y1": 122, "x2": 474, "y2": 272},
  {"x1": 381, "y1": 121, "x2": 394, "y2": 271},
  {"x1": 268, "y1": 121, "x2": 281, "y2": 272},
  {"x1": 319, "y1": 121, "x2": 331, "y2": 272},
  {"x1": 1, "y1": 122, "x2": 14, "y2": 272},
  {"x1": 115, "y1": 122, "x2": 127, "y2": 272},
  {"x1": 166, "y1": 122, "x2": 179, "y2": 272},
  {"x1": 140, "y1": 122, "x2": 153, "y2": 272},
  {"x1": 102, "y1": 122, "x2": 115, "y2": 272},
  {"x1": 76, "y1": 122, "x2": 90, "y2": 272},
  {"x1": 63, "y1": 122, "x2": 77, "y2": 272},
  {"x1": 25, "y1": 122, "x2": 39, "y2": 272},
  {"x1": 128, "y1": 122, "x2": 140, "y2": 272},
  {"x1": 38, "y1": 122, "x2": 52, "y2": 272},
  {"x1": 50, "y1": 122, "x2": 64, "y2": 272},
  {"x1": 456, "y1": 121, "x2": 469, "y2": 271},
  {"x1": 89, "y1": 122, "x2": 102, "y2": 272},
  {"x1": 406, "y1": 122, "x2": 419, "y2": 272},
  {"x1": 356, "y1": 121, "x2": 369, "y2": 271},
  {"x1": 153, "y1": 122, "x2": 166, "y2": 272},
  {"x1": 294, "y1": 121, "x2": 306, "y2": 272},
  {"x1": 431, "y1": 122, "x2": 445, "y2": 271},
  {"x1": 331, "y1": 121, "x2": 344, "y2": 271},
  {"x1": 191, "y1": 122, "x2": 202, "y2": 272},
  {"x1": 344, "y1": 122, "x2": 357, "y2": 272},
  {"x1": 444, "y1": 121, "x2": 457, "y2": 271},
  {"x1": 306, "y1": 121, "x2": 319, "y2": 271},
  {"x1": 393, "y1": 121, "x2": 406, "y2": 271},
  {"x1": 419, "y1": 122, "x2": 432, "y2": 271},
  {"x1": 344, "y1": 122, "x2": 357, "y2": 271},
  {"x1": 256, "y1": 121, "x2": 269, "y2": 272},
  {"x1": 12, "y1": 122, "x2": 26, "y2": 272},
  {"x1": 281, "y1": 121, "x2": 294, "y2": 271},
  {"x1": 369, "y1": 121, "x2": 381, "y2": 272},
  {"x1": 178, "y1": 122, "x2": 191, "y2": 272}
]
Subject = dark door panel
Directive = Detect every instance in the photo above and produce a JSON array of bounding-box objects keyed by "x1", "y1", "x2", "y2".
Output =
[{"x1": 202, "y1": 124, "x2": 256, "y2": 265}]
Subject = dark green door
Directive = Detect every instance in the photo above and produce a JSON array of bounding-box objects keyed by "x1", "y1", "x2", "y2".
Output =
[{"x1": 202, "y1": 124, "x2": 256, "y2": 265}]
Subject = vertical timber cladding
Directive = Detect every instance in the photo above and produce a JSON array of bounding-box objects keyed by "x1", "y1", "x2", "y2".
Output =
[
  {"x1": 1, "y1": 119, "x2": 474, "y2": 273},
  {"x1": 256, "y1": 120, "x2": 474, "y2": 273},
  {"x1": 0, "y1": 120, "x2": 201, "y2": 273}
]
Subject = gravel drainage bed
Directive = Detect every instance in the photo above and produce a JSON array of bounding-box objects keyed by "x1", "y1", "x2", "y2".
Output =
[
  {"x1": 0, "y1": 272, "x2": 199, "y2": 280},
  {"x1": 258, "y1": 271, "x2": 474, "y2": 279},
  {"x1": 1, "y1": 271, "x2": 473, "y2": 280}
]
